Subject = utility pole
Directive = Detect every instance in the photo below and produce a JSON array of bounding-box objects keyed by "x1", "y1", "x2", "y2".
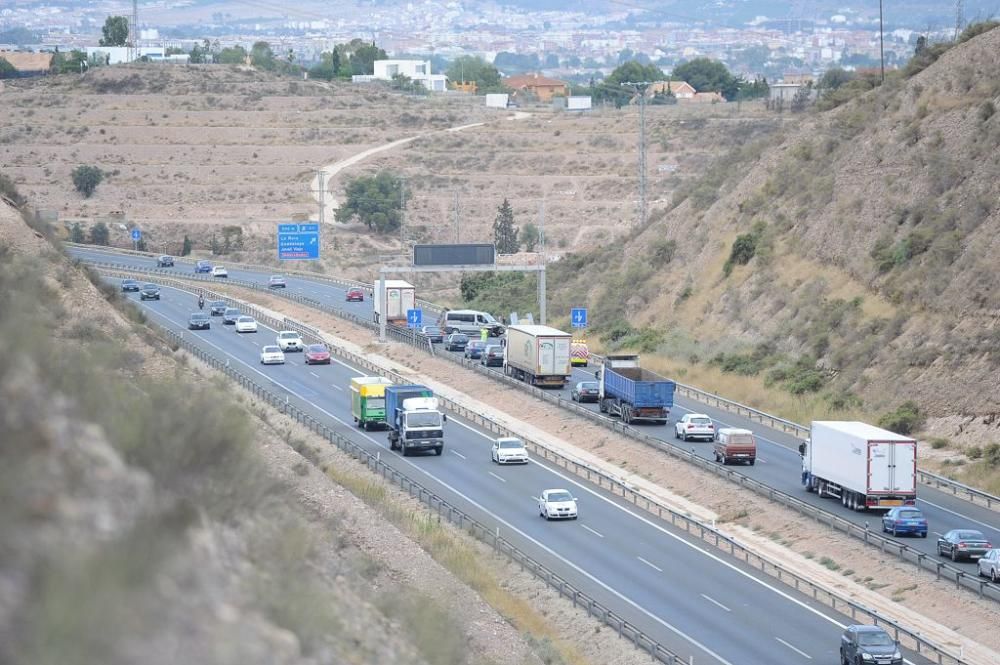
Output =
[
  {"x1": 621, "y1": 81, "x2": 651, "y2": 229},
  {"x1": 453, "y1": 190, "x2": 460, "y2": 242},
  {"x1": 538, "y1": 193, "x2": 546, "y2": 325},
  {"x1": 130, "y1": 0, "x2": 139, "y2": 63},
  {"x1": 954, "y1": 0, "x2": 964, "y2": 40},
  {"x1": 399, "y1": 176, "x2": 406, "y2": 249},
  {"x1": 316, "y1": 170, "x2": 326, "y2": 226},
  {"x1": 879, "y1": 0, "x2": 886, "y2": 83}
]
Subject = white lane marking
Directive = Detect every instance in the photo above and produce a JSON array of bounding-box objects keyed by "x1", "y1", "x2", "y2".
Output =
[
  {"x1": 581, "y1": 524, "x2": 604, "y2": 538},
  {"x1": 757, "y1": 457, "x2": 767, "y2": 464},
  {"x1": 309, "y1": 371, "x2": 320, "y2": 378},
  {"x1": 287, "y1": 360, "x2": 297, "y2": 366},
  {"x1": 775, "y1": 637, "x2": 811, "y2": 659},
  {"x1": 531, "y1": 496, "x2": 540, "y2": 502},
  {"x1": 637, "y1": 556, "x2": 663, "y2": 572},
  {"x1": 450, "y1": 450, "x2": 467, "y2": 460},
  {"x1": 700, "y1": 594, "x2": 730, "y2": 612},
  {"x1": 330, "y1": 384, "x2": 343, "y2": 391},
  {"x1": 918, "y1": 498, "x2": 1000, "y2": 536},
  {"x1": 488, "y1": 471, "x2": 507, "y2": 483},
  {"x1": 933, "y1": 531, "x2": 944, "y2": 538}
]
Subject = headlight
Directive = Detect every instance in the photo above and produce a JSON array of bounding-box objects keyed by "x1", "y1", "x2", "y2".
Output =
[
  {"x1": 861, "y1": 654, "x2": 873, "y2": 661},
  {"x1": 893, "y1": 652, "x2": 901, "y2": 660}
]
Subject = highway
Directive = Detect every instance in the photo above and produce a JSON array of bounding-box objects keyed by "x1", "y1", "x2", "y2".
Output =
[
  {"x1": 117, "y1": 277, "x2": 939, "y2": 665},
  {"x1": 71, "y1": 246, "x2": 1000, "y2": 577}
]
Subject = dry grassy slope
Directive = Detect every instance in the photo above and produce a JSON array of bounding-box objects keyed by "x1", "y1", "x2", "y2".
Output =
[{"x1": 581, "y1": 26, "x2": 1000, "y2": 424}]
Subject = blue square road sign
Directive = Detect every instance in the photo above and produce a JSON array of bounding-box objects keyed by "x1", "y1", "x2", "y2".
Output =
[
  {"x1": 277, "y1": 223, "x2": 321, "y2": 260},
  {"x1": 131, "y1": 228, "x2": 141, "y2": 241},
  {"x1": 407, "y1": 308, "x2": 422, "y2": 328},
  {"x1": 571, "y1": 307, "x2": 587, "y2": 328}
]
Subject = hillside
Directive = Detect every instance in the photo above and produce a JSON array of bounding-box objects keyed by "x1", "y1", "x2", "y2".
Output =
[{"x1": 542, "y1": 26, "x2": 1000, "y2": 448}]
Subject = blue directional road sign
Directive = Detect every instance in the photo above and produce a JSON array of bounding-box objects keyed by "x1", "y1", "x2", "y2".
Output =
[
  {"x1": 407, "y1": 308, "x2": 423, "y2": 328},
  {"x1": 130, "y1": 228, "x2": 142, "y2": 241},
  {"x1": 277, "y1": 223, "x2": 321, "y2": 260},
  {"x1": 571, "y1": 307, "x2": 588, "y2": 328}
]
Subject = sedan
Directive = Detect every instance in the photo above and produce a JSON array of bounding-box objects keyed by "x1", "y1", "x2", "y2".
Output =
[
  {"x1": 212, "y1": 265, "x2": 228, "y2": 278},
  {"x1": 222, "y1": 308, "x2": 241, "y2": 325},
  {"x1": 156, "y1": 255, "x2": 174, "y2": 267},
  {"x1": 188, "y1": 312, "x2": 210, "y2": 330},
  {"x1": 346, "y1": 287, "x2": 364, "y2": 302},
  {"x1": 674, "y1": 413, "x2": 715, "y2": 441},
  {"x1": 881, "y1": 507, "x2": 928, "y2": 538},
  {"x1": 978, "y1": 548, "x2": 1000, "y2": 582},
  {"x1": 937, "y1": 529, "x2": 992, "y2": 561},
  {"x1": 840, "y1": 625, "x2": 902, "y2": 665},
  {"x1": 464, "y1": 340, "x2": 486, "y2": 359},
  {"x1": 571, "y1": 381, "x2": 599, "y2": 403},
  {"x1": 195, "y1": 260, "x2": 212, "y2": 273},
  {"x1": 139, "y1": 283, "x2": 160, "y2": 300},
  {"x1": 304, "y1": 344, "x2": 331, "y2": 365},
  {"x1": 259, "y1": 345, "x2": 285, "y2": 365},
  {"x1": 538, "y1": 489, "x2": 578, "y2": 520},
  {"x1": 268, "y1": 275, "x2": 286, "y2": 288},
  {"x1": 481, "y1": 344, "x2": 503, "y2": 367},
  {"x1": 492, "y1": 437, "x2": 529, "y2": 464},
  {"x1": 235, "y1": 316, "x2": 258, "y2": 333},
  {"x1": 420, "y1": 325, "x2": 444, "y2": 343},
  {"x1": 276, "y1": 330, "x2": 303, "y2": 352},
  {"x1": 445, "y1": 333, "x2": 469, "y2": 351},
  {"x1": 121, "y1": 279, "x2": 140, "y2": 292},
  {"x1": 209, "y1": 300, "x2": 228, "y2": 316}
]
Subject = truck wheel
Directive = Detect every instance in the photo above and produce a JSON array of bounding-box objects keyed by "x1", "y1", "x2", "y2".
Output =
[
  {"x1": 401, "y1": 446, "x2": 409, "y2": 457},
  {"x1": 435, "y1": 446, "x2": 443, "y2": 456},
  {"x1": 748, "y1": 459, "x2": 755, "y2": 466}
]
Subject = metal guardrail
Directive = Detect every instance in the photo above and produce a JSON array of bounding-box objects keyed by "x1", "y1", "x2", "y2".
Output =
[
  {"x1": 72, "y1": 243, "x2": 1000, "y2": 512},
  {"x1": 98, "y1": 266, "x2": 971, "y2": 665},
  {"x1": 94, "y1": 262, "x2": 1000, "y2": 605}
]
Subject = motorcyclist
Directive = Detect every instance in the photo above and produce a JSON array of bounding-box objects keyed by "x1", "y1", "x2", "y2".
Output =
[{"x1": 198, "y1": 294, "x2": 205, "y2": 310}]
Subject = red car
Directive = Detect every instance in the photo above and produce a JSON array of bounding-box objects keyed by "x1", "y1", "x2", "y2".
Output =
[
  {"x1": 346, "y1": 288, "x2": 365, "y2": 302},
  {"x1": 304, "y1": 344, "x2": 331, "y2": 365}
]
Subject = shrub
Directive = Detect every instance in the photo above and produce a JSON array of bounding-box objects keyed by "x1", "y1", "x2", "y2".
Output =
[
  {"x1": 929, "y1": 437, "x2": 950, "y2": 450},
  {"x1": 649, "y1": 238, "x2": 677, "y2": 267},
  {"x1": 723, "y1": 223, "x2": 768, "y2": 276},
  {"x1": 71, "y1": 165, "x2": 104, "y2": 198},
  {"x1": 979, "y1": 101, "x2": 996, "y2": 122},
  {"x1": 0, "y1": 172, "x2": 27, "y2": 207},
  {"x1": 877, "y1": 400, "x2": 924, "y2": 435},
  {"x1": 967, "y1": 445, "x2": 983, "y2": 460}
]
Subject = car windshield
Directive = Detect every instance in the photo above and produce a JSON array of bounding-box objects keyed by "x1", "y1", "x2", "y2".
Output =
[
  {"x1": 124, "y1": 280, "x2": 136, "y2": 285},
  {"x1": 225, "y1": 309, "x2": 239, "y2": 315},
  {"x1": 468, "y1": 341, "x2": 485, "y2": 348},
  {"x1": 499, "y1": 439, "x2": 523, "y2": 449},
  {"x1": 956, "y1": 531, "x2": 985, "y2": 540},
  {"x1": 307, "y1": 345, "x2": 327, "y2": 354},
  {"x1": 451, "y1": 334, "x2": 468, "y2": 341},
  {"x1": 578, "y1": 382, "x2": 598, "y2": 390},
  {"x1": 691, "y1": 417, "x2": 712, "y2": 424},
  {"x1": 263, "y1": 346, "x2": 280, "y2": 353},
  {"x1": 271, "y1": 276, "x2": 283, "y2": 281},
  {"x1": 279, "y1": 332, "x2": 300, "y2": 339},
  {"x1": 238, "y1": 317, "x2": 253, "y2": 323},
  {"x1": 191, "y1": 313, "x2": 208, "y2": 320},
  {"x1": 857, "y1": 631, "x2": 894, "y2": 647},
  {"x1": 142, "y1": 283, "x2": 156, "y2": 289},
  {"x1": 405, "y1": 412, "x2": 441, "y2": 428},
  {"x1": 423, "y1": 326, "x2": 441, "y2": 333},
  {"x1": 897, "y1": 510, "x2": 923, "y2": 519},
  {"x1": 547, "y1": 491, "x2": 573, "y2": 503},
  {"x1": 486, "y1": 346, "x2": 501, "y2": 353}
]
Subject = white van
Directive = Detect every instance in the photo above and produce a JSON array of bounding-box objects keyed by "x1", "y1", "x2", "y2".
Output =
[{"x1": 439, "y1": 309, "x2": 505, "y2": 337}]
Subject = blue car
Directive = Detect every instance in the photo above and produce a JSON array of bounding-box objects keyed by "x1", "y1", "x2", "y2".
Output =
[{"x1": 881, "y1": 507, "x2": 927, "y2": 538}]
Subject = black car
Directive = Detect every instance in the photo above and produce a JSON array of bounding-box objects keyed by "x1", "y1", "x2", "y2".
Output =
[
  {"x1": 840, "y1": 625, "x2": 901, "y2": 665},
  {"x1": 188, "y1": 312, "x2": 211, "y2": 330},
  {"x1": 121, "y1": 279, "x2": 140, "y2": 292},
  {"x1": 139, "y1": 283, "x2": 161, "y2": 300},
  {"x1": 209, "y1": 300, "x2": 228, "y2": 316},
  {"x1": 420, "y1": 325, "x2": 444, "y2": 343},
  {"x1": 481, "y1": 344, "x2": 503, "y2": 367},
  {"x1": 937, "y1": 529, "x2": 992, "y2": 561},
  {"x1": 445, "y1": 332, "x2": 469, "y2": 351},
  {"x1": 222, "y1": 307, "x2": 241, "y2": 325},
  {"x1": 571, "y1": 381, "x2": 600, "y2": 403},
  {"x1": 156, "y1": 255, "x2": 174, "y2": 267}
]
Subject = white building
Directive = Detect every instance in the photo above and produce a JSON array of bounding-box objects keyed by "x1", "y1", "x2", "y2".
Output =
[
  {"x1": 85, "y1": 46, "x2": 168, "y2": 64},
  {"x1": 371, "y1": 59, "x2": 447, "y2": 91}
]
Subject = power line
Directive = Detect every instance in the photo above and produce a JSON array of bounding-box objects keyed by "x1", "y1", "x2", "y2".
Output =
[{"x1": 621, "y1": 81, "x2": 651, "y2": 229}]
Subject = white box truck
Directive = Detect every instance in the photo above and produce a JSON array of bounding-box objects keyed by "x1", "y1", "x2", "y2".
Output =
[
  {"x1": 503, "y1": 324, "x2": 572, "y2": 387},
  {"x1": 373, "y1": 279, "x2": 415, "y2": 326},
  {"x1": 801, "y1": 421, "x2": 917, "y2": 511},
  {"x1": 486, "y1": 93, "x2": 509, "y2": 109}
]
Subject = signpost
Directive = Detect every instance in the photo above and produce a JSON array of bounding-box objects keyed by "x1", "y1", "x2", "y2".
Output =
[
  {"x1": 571, "y1": 307, "x2": 588, "y2": 328},
  {"x1": 130, "y1": 227, "x2": 141, "y2": 251},
  {"x1": 407, "y1": 308, "x2": 422, "y2": 346},
  {"x1": 277, "y1": 223, "x2": 321, "y2": 260}
]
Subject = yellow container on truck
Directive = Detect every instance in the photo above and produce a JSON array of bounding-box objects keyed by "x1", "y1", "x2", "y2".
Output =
[{"x1": 350, "y1": 376, "x2": 393, "y2": 430}]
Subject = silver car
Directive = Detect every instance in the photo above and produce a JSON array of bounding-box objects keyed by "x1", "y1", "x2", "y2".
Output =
[{"x1": 978, "y1": 548, "x2": 1000, "y2": 582}]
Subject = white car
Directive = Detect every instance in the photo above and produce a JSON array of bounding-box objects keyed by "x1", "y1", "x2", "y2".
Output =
[
  {"x1": 235, "y1": 316, "x2": 258, "y2": 333},
  {"x1": 491, "y1": 437, "x2": 529, "y2": 464},
  {"x1": 259, "y1": 345, "x2": 285, "y2": 365},
  {"x1": 276, "y1": 330, "x2": 303, "y2": 352},
  {"x1": 674, "y1": 413, "x2": 715, "y2": 441},
  {"x1": 212, "y1": 265, "x2": 229, "y2": 278},
  {"x1": 538, "y1": 489, "x2": 578, "y2": 520}
]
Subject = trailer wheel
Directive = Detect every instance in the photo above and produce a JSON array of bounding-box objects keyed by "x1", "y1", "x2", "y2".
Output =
[{"x1": 435, "y1": 446, "x2": 443, "y2": 456}]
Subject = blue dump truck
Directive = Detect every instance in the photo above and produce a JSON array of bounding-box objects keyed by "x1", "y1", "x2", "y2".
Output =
[
  {"x1": 385, "y1": 384, "x2": 447, "y2": 456},
  {"x1": 596, "y1": 354, "x2": 675, "y2": 425}
]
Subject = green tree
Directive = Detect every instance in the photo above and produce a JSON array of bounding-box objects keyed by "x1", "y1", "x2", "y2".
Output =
[
  {"x1": 521, "y1": 222, "x2": 540, "y2": 252},
  {"x1": 672, "y1": 58, "x2": 738, "y2": 99},
  {"x1": 446, "y1": 56, "x2": 502, "y2": 91},
  {"x1": 188, "y1": 43, "x2": 206, "y2": 64},
  {"x1": 493, "y1": 198, "x2": 518, "y2": 254},
  {"x1": 181, "y1": 234, "x2": 192, "y2": 256},
  {"x1": 309, "y1": 48, "x2": 342, "y2": 80},
  {"x1": 818, "y1": 67, "x2": 854, "y2": 91},
  {"x1": 217, "y1": 46, "x2": 247, "y2": 65},
  {"x1": 99, "y1": 16, "x2": 129, "y2": 47},
  {"x1": 70, "y1": 222, "x2": 85, "y2": 243},
  {"x1": 349, "y1": 42, "x2": 387, "y2": 76},
  {"x1": 250, "y1": 41, "x2": 276, "y2": 70},
  {"x1": 335, "y1": 171, "x2": 405, "y2": 233},
  {"x1": 598, "y1": 61, "x2": 666, "y2": 106},
  {"x1": 0, "y1": 57, "x2": 16, "y2": 79},
  {"x1": 89, "y1": 222, "x2": 110, "y2": 246},
  {"x1": 71, "y1": 165, "x2": 104, "y2": 198},
  {"x1": 50, "y1": 50, "x2": 88, "y2": 74}
]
